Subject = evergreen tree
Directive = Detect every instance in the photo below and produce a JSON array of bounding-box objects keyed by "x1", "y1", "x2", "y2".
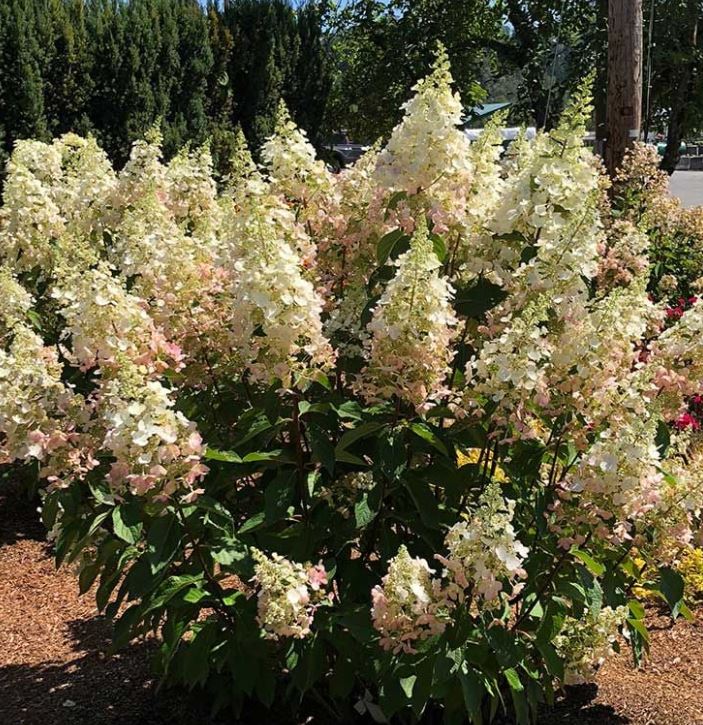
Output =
[
  {"x1": 165, "y1": 0, "x2": 213, "y2": 156},
  {"x1": 206, "y1": 3, "x2": 239, "y2": 180},
  {"x1": 0, "y1": 0, "x2": 334, "y2": 186},
  {"x1": 290, "y1": 1, "x2": 332, "y2": 145},
  {"x1": 225, "y1": 0, "x2": 299, "y2": 149},
  {"x1": 0, "y1": 0, "x2": 48, "y2": 154}
]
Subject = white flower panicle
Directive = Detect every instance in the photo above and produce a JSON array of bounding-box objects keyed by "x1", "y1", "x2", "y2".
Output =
[
  {"x1": 165, "y1": 143, "x2": 221, "y2": 239},
  {"x1": 251, "y1": 549, "x2": 330, "y2": 640},
  {"x1": 221, "y1": 174, "x2": 334, "y2": 385},
  {"x1": 371, "y1": 545, "x2": 452, "y2": 654},
  {"x1": 374, "y1": 45, "x2": 472, "y2": 196},
  {"x1": 0, "y1": 140, "x2": 65, "y2": 272},
  {"x1": 0, "y1": 266, "x2": 33, "y2": 337},
  {"x1": 487, "y1": 86, "x2": 602, "y2": 305},
  {"x1": 556, "y1": 411, "x2": 662, "y2": 544},
  {"x1": 437, "y1": 481, "x2": 528, "y2": 603},
  {"x1": 261, "y1": 100, "x2": 332, "y2": 204},
  {"x1": 359, "y1": 218, "x2": 457, "y2": 410},
  {"x1": 553, "y1": 606, "x2": 628, "y2": 684}
]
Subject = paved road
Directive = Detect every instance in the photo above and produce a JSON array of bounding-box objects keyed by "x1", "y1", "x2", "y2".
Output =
[{"x1": 669, "y1": 171, "x2": 703, "y2": 208}]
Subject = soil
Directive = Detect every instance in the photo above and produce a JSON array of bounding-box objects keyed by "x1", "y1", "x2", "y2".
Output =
[{"x1": 2, "y1": 480, "x2": 703, "y2": 725}]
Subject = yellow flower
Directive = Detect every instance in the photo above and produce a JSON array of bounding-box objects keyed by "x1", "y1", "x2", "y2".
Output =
[{"x1": 456, "y1": 448, "x2": 508, "y2": 483}]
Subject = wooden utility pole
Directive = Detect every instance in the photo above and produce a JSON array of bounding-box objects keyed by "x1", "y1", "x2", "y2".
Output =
[{"x1": 605, "y1": 0, "x2": 643, "y2": 177}]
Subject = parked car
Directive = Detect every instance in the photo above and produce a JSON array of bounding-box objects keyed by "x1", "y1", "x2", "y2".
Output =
[{"x1": 324, "y1": 132, "x2": 370, "y2": 169}]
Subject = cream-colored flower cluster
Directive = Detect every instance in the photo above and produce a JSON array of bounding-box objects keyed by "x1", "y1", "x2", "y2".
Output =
[
  {"x1": 251, "y1": 549, "x2": 330, "y2": 640},
  {"x1": 261, "y1": 101, "x2": 333, "y2": 208},
  {"x1": 359, "y1": 219, "x2": 457, "y2": 410},
  {"x1": 374, "y1": 46, "x2": 472, "y2": 198},
  {"x1": 371, "y1": 545, "x2": 452, "y2": 654},
  {"x1": 437, "y1": 481, "x2": 529, "y2": 603},
  {"x1": 553, "y1": 606, "x2": 628, "y2": 684}
]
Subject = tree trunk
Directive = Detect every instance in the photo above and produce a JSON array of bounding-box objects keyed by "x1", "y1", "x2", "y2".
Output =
[{"x1": 605, "y1": 0, "x2": 643, "y2": 177}]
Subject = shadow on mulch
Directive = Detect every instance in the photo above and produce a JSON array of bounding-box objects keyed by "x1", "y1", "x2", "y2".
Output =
[
  {"x1": 0, "y1": 615, "x2": 224, "y2": 725},
  {"x1": 0, "y1": 477, "x2": 45, "y2": 546},
  {"x1": 537, "y1": 683, "x2": 630, "y2": 724}
]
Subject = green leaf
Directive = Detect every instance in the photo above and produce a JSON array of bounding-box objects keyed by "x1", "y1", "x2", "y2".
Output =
[
  {"x1": 147, "y1": 512, "x2": 181, "y2": 574},
  {"x1": 504, "y1": 668, "x2": 529, "y2": 725},
  {"x1": 308, "y1": 423, "x2": 335, "y2": 475},
  {"x1": 376, "y1": 228, "x2": 409, "y2": 265},
  {"x1": 628, "y1": 599, "x2": 645, "y2": 620},
  {"x1": 535, "y1": 640, "x2": 564, "y2": 680},
  {"x1": 454, "y1": 278, "x2": 508, "y2": 318},
  {"x1": 291, "y1": 637, "x2": 326, "y2": 693},
  {"x1": 679, "y1": 602, "x2": 695, "y2": 621},
  {"x1": 243, "y1": 450, "x2": 294, "y2": 463},
  {"x1": 658, "y1": 566, "x2": 685, "y2": 617},
  {"x1": 335, "y1": 449, "x2": 367, "y2": 465},
  {"x1": 211, "y1": 535, "x2": 247, "y2": 567},
  {"x1": 400, "y1": 675, "x2": 417, "y2": 699},
  {"x1": 335, "y1": 422, "x2": 384, "y2": 452},
  {"x1": 239, "y1": 511, "x2": 266, "y2": 534},
  {"x1": 385, "y1": 190, "x2": 408, "y2": 218},
  {"x1": 332, "y1": 400, "x2": 363, "y2": 420},
  {"x1": 655, "y1": 419, "x2": 671, "y2": 457},
  {"x1": 354, "y1": 495, "x2": 376, "y2": 529},
  {"x1": 264, "y1": 472, "x2": 295, "y2": 520},
  {"x1": 429, "y1": 232, "x2": 447, "y2": 262},
  {"x1": 79, "y1": 562, "x2": 100, "y2": 595},
  {"x1": 409, "y1": 422, "x2": 449, "y2": 456},
  {"x1": 572, "y1": 548, "x2": 605, "y2": 577},
  {"x1": 458, "y1": 667, "x2": 484, "y2": 723},
  {"x1": 626, "y1": 617, "x2": 649, "y2": 644},
  {"x1": 112, "y1": 503, "x2": 143, "y2": 545},
  {"x1": 203, "y1": 447, "x2": 242, "y2": 463}
]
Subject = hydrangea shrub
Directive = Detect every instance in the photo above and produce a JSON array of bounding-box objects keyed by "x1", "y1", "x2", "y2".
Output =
[{"x1": 2, "y1": 51, "x2": 703, "y2": 722}]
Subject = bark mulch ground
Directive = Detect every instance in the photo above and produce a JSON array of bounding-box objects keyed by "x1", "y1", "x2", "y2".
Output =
[{"x1": 2, "y1": 481, "x2": 703, "y2": 725}]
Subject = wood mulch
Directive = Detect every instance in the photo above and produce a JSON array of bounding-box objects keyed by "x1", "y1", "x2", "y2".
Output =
[{"x1": 2, "y1": 480, "x2": 703, "y2": 724}]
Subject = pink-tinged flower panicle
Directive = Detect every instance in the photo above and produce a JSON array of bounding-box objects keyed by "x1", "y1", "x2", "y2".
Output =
[
  {"x1": 437, "y1": 481, "x2": 528, "y2": 604},
  {"x1": 553, "y1": 606, "x2": 628, "y2": 684},
  {"x1": 251, "y1": 549, "x2": 331, "y2": 640},
  {"x1": 371, "y1": 545, "x2": 453, "y2": 654},
  {"x1": 52, "y1": 265, "x2": 183, "y2": 377},
  {"x1": 100, "y1": 365, "x2": 207, "y2": 499}
]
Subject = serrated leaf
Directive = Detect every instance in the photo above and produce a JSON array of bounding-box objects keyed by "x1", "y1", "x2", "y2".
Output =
[
  {"x1": 572, "y1": 548, "x2": 605, "y2": 577},
  {"x1": 354, "y1": 496, "x2": 376, "y2": 529},
  {"x1": 203, "y1": 447, "x2": 242, "y2": 463},
  {"x1": 112, "y1": 504, "x2": 142, "y2": 545},
  {"x1": 147, "y1": 512, "x2": 181, "y2": 574},
  {"x1": 239, "y1": 511, "x2": 266, "y2": 534},
  {"x1": 336, "y1": 422, "x2": 384, "y2": 452},
  {"x1": 658, "y1": 566, "x2": 685, "y2": 617},
  {"x1": 385, "y1": 190, "x2": 408, "y2": 217},
  {"x1": 399, "y1": 675, "x2": 416, "y2": 699},
  {"x1": 429, "y1": 232, "x2": 447, "y2": 262},
  {"x1": 454, "y1": 278, "x2": 508, "y2": 318}
]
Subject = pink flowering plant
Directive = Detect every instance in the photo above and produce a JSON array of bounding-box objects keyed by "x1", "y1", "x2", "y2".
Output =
[{"x1": 3, "y1": 51, "x2": 703, "y2": 723}]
